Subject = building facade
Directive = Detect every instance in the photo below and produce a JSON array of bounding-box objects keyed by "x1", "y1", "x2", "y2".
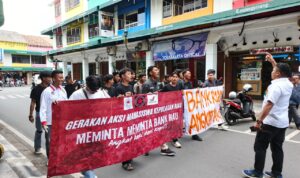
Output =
[
  {"x1": 0, "y1": 30, "x2": 54, "y2": 85},
  {"x1": 42, "y1": 0, "x2": 300, "y2": 98}
]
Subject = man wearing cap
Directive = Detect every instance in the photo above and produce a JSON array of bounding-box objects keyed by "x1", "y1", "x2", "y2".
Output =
[
  {"x1": 28, "y1": 71, "x2": 52, "y2": 154},
  {"x1": 202, "y1": 69, "x2": 228, "y2": 130}
]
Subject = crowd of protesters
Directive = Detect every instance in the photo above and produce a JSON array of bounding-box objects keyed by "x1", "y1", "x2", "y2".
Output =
[{"x1": 27, "y1": 53, "x2": 299, "y2": 178}]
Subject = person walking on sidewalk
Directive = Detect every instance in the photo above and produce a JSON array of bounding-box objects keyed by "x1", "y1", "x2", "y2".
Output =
[
  {"x1": 28, "y1": 71, "x2": 52, "y2": 155},
  {"x1": 202, "y1": 69, "x2": 228, "y2": 130},
  {"x1": 142, "y1": 66, "x2": 176, "y2": 157},
  {"x1": 288, "y1": 73, "x2": 300, "y2": 130},
  {"x1": 40, "y1": 70, "x2": 67, "y2": 159},
  {"x1": 243, "y1": 53, "x2": 293, "y2": 178},
  {"x1": 69, "y1": 75, "x2": 108, "y2": 178}
]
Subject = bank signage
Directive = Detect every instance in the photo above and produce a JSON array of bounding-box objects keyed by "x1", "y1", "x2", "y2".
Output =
[{"x1": 152, "y1": 32, "x2": 209, "y2": 61}]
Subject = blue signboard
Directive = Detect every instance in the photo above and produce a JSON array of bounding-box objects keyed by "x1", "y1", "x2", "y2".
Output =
[
  {"x1": 0, "y1": 48, "x2": 3, "y2": 63},
  {"x1": 152, "y1": 32, "x2": 209, "y2": 61}
]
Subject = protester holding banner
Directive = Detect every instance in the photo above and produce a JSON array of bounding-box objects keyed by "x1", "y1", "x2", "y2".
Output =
[
  {"x1": 182, "y1": 69, "x2": 204, "y2": 141},
  {"x1": 103, "y1": 74, "x2": 117, "y2": 97},
  {"x1": 202, "y1": 69, "x2": 228, "y2": 130},
  {"x1": 69, "y1": 75, "x2": 110, "y2": 178},
  {"x1": 142, "y1": 66, "x2": 176, "y2": 156},
  {"x1": 40, "y1": 70, "x2": 68, "y2": 159},
  {"x1": 243, "y1": 53, "x2": 293, "y2": 178},
  {"x1": 115, "y1": 68, "x2": 135, "y2": 171},
  {"x1": 161, "y1": 72, "x2": 183, "y2": 148}
]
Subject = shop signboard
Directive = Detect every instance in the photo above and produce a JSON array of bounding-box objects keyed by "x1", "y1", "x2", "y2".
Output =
[
  {"x1": 250, "y1": 46, "x2": 294, "y2": 54},
  {"x1": 0, "y1": 48, "x2": 3, "y2": 63},
  {"x1": 152, "y1": 32, "x2": 209, "y2": 61}
]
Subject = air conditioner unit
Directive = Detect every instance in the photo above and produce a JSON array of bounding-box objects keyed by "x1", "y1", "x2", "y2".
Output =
[
  {"x1": 135, "y1": 40, "x2": 150, "y2": 51},
  {"x1": 107, "y1": 46, "x2": 117, "y2": 56}
]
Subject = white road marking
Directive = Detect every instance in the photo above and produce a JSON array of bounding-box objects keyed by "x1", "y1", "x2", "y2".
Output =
[
  {"x1": 15, "y1": 94, "x2": 26, "y2": 98},
  {"x1": 244, "y1": 129, "x2": 252, "y2": 134},
  {"x1": 0, "y1": 120, "x2": 82, "y2": 178},
  {"x1": 7, "y1": 95, "x2": 17, "y2": 99},
  {"x1": 0, "y1": 96, "x2": 6, "y2": 99},
  {"x1": 285, "y1": 130, "x2": 300, "y2": 140}
]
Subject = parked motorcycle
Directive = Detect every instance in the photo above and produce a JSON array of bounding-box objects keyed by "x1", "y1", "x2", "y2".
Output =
[{"x1": 223, "y1": 84, "x2": 256, "y2": 125}]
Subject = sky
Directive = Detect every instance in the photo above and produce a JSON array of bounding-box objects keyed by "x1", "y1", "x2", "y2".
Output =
[{"x1": 0, "y1": 0, "x2": 54, "y2": 36}]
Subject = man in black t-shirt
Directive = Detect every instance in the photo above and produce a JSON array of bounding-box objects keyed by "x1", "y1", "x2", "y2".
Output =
[
  {"x1": 112, "y1": 71, "x2": 121, "y2": 88},
  {"x1": 116, "y1": 68, "x2": 135, "y2": 171},
  {"x1": 103, "y1": 74, "x2": 117, "y2": 97},
  {"x1": 29, "y1": 71, "x2": 52, "y2": 154},
  {"x1": 64, "y1": 75, "x2": 81, "y2": 98},
  {"x1": 161, "y1": 72, "x2": 183, "y2": 148}
]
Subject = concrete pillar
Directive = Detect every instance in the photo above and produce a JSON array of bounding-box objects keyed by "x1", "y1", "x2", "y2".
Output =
[
  {"x1": 83, "y1": 22, "x2": 89, "y2": 43},
  {"x1": 205, "y1": 43, "x2": 218, "y2": 79},
  {"x1": 146, "y1": 51, "x2": 154, "y2": 76},
  {"x1": 82, "y1": 58, "x2": 89, "y2": 81},
  {"x1": 96, "y1": 62, "x2": 100, "y2": 75},
  {"x1": 108, "y1": 56, "x2": 114, "y2": 74},
  {"x1": 150, "y1": 0, "x2": 163, "y2": 28},
  {"x1": 27, "y1": 72, "x2": 32, "y2": 85},
  {"x1": 62, "y1": 61, "x2": 68, "y2": 77},
  {"x1": 113, "y1": 6, "x2": 118, "y2": 36},
  {"x1": 62, "y1": 28, "x2": 67, "y2": 48},
  {"x1": 52, "y1": 35, "x2": 57, "y2": 50}
]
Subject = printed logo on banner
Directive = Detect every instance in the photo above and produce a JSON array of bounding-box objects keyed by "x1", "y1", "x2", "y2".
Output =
[
  {"x1": 147, "y1": 94, "x2": 158, "y2": 105},
  {"x1": 124, "y1": 97, "x2": 133, "y2": 110},
  {"x1": 134, "y1": 95, "x2": 146, "y2": 108}
]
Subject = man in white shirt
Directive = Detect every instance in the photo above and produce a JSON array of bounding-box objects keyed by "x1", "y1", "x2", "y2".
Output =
[
  {"x1": 243, "y1": 53, "x2": 293, "y2": 178},
  {"x1": 69, "y1": 75, "x2": 109, "y2": 178},
  {"x1": 40, "y1": 70, "x2": 67, "y2": 158}
]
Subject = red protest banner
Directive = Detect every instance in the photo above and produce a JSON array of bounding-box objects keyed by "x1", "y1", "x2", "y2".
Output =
[{"x1": 48, "y1": 91, "x2": 183, "y2": 177}]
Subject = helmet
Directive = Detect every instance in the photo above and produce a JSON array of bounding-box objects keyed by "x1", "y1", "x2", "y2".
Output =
[
  {"x1": 229, "y1": 91, "x2": 237, "y2": 99},
  {"x1": 243, "y1": 84, "x2": 253, "y2": 92}
]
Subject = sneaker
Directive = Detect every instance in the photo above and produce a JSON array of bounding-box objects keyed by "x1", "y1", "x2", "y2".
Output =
[
  {"x1": 219, "y1": 124, "x2": 229, "y2": 130},
  {"x1": 160, "y1": 148, "x2": 176, "y2": 156},
  {"x1": 191, "y1": 135, "x2": 203, "y2": 141},
  {"x1": 34, "y1": 148, "x2": 42, "y2": 155},
  {"x1": 122, "y1": 163, "x2": 134, "y2": 171},
  {"x1": 242, "y1": 169, "x2": 264, "y2": 178},
  {"x1": 264, "y1": 171, "x2": 283, "y2": 178},
  {"x1": 172, "y1": 140, "x2": 182, "y2": 148}
]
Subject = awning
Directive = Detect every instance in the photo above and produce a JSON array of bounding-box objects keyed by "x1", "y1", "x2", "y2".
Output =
[
  {"x1": 4, "y1": 50, "x2": 48, "y2": 56},
  {"x1": 101, "y1": 0, "x2": 300, "y2": 45},
  {"x1": 0, "y1": 66, "x2": 53, "y2": 72},
  {"x1": 99, "y1": 0, "x2": 122, "y2": 10},
  {"x1": 41, "y1": 6, "x2": 99, "y2": 35},
  {"x1": 48, "y1": 36, "x2": 102, "y2": 55}
]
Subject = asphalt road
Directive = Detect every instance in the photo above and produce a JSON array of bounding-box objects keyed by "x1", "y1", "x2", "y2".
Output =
[{"x1": 0, "y1": 86, "x2": 299, "y2": 178}]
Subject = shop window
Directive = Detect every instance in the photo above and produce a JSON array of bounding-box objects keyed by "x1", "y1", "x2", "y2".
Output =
[
  {"x1": 67, "y1": 27, "x2": 81, "y2": 44},
  {"x1": 56, "y1": 35, "x2": 63, "y2": 47},
  {"x1": 55, "y1": 2, "x2": 61, "y2": 17},
  {"x1": 65, "y1": 0, "x2": 80, "y2": 12},
  {"x1": 32, "y1": 56, "x2": 46, "y2": 64},
  {"x1": 173, "y1": 0, "x2": 183, "y2": 16},
  {"x1": 125, "y1": 11, "x2": 138, "y2": 29},
  {"x1": 12, "y1": 55, "x2": 30, "y2": 64},
  {"x1": 163, "y1": 0, "x2": 173, "y2": 18},
  {"x1": 89, "y1": 13, "x2": 99, "y2": 38}
]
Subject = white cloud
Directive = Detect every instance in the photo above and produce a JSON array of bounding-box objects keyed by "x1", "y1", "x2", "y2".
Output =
[{"x1": 0, "y1": 0, "x2": 54, "y2": 36}]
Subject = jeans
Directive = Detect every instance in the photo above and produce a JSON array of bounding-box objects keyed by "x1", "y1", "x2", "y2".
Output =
[
  {"x1": 254, "y1": 124, "x2": 286, "y2": 176},
  {"x1": 45, "y1": 125, "x2": 52, "y2": 158},
  {"x1": 34, "y1": 112, "x2": 43, "y2": 151},
  {"x1": 288, "y1": 105, "x2": 300, "y2": 127},
  {"x1": 81, "y1": 170, "x2": 96, "y2": 178}
]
